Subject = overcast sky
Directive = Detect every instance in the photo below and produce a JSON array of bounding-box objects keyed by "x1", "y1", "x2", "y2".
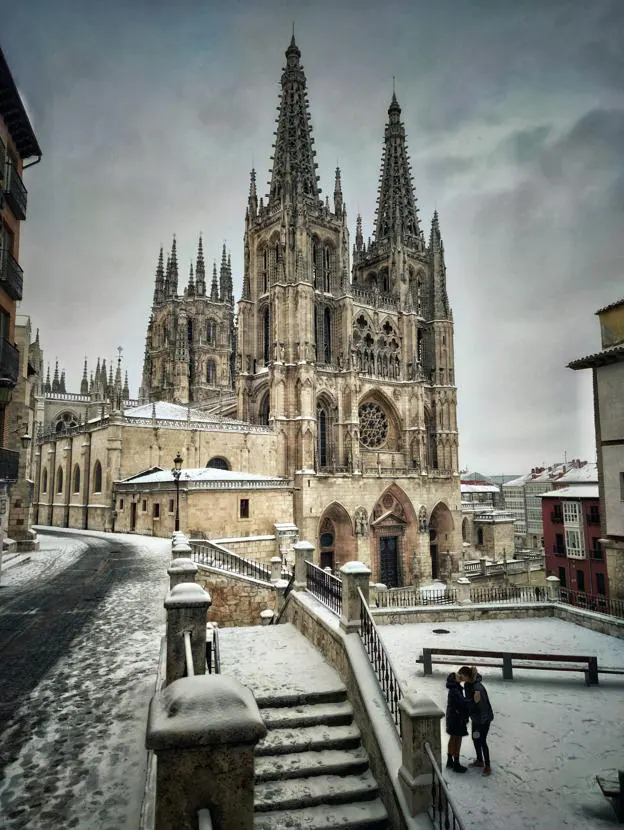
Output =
[{"x1": 3, "y1": 0, "x2": 623, "y2": 473}]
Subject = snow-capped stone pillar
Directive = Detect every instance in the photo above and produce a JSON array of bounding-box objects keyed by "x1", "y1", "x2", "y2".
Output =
[
  {"x1": 164, "y1": 583, "x2": 212, "y2": 685},
  {"x1": 455, "y1": 576, "x2": 472, "y2": 605},
  {"x1": 171, "y1": 539, "x2": 192, "y2": 559},
  {"x1": 270, "y1": 556, "x2": 282, "y2": 582},
  {"x1": 398, "y1": 693, "x2": 445, "y2": 816},
  {"x1": 339, "y1": 561, "x2": 371, "y2": 633},
  {"x1": 546, "y1": 574, "x2": 561, "y2": 601},
  {"x1": 293, "y1": 539, "x2": 314, "y2": 590},
  {"x1": 146, "y1": 675, "x2": 267, "y2": 830},
  {"x1": 168, "y1": 558, "x2": 198, "y2": 589}
]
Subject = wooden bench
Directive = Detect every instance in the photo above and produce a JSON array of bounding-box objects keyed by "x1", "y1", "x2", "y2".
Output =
[
  {"x1": 596, "y1": 770, "x2": 623, "y2": 822},
  {"x1": 417, "y1": 647, "x2": 600, "y2": 685}
]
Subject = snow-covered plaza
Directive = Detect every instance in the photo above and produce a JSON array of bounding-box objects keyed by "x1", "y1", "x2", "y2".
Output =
[{"x1": 379, "y1": 617, "x2": 624, "y2": 830}]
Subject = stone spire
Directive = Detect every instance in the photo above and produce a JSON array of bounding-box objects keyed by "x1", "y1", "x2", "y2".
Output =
[
  {"x1": 227, "y1": 251, "x2": 233, "y2": 306},
  {"x1": 355, "y1": 213, "x2": 364, "y2": 252},
  {"x1": 107, "y1": 360, "x2": 114, "y2": 392},
  {"x1": 195, "y1": 234, "x2": 206, "y2": 296},
  {"x1": 59, "y1": 369, "x2": 66, "y2": 394},
  {"x1": 153, "y1": 246, "x2": 165, "y2": 306},
  {"x1": 80, "y1": 358, "x2": 89, "y2": 395},
  {"x1": 248, "y1": 168, "x2": 258, "y2": 218},
  {"x1": 333, "y1": 167, "x2": 343, "y2": 217},
  {"x1": 373, "y1": 91, "x2": 422, "y2": 248},
  {"x1": 268, "y1": 35, "x2": 320, "y2": 207},
  {"x1": 167, "y1": 235, "x2": 179, "y2": 297},
  {"x1": 44, "y1": 364, "x2": 51, "y2": 393},
  {"x1": 219, "y1": 244, "x2": 228, "y2": 303},
  {"x1": 89, "y1": 371, "x2": 94, "y2": 394},
  {"x1": 211, "y1": 261, "x2": 219, "y2": 302},
  {"x1": 187, "y1": 261, "x2": 195, "y2": 297},
  {"x1": 429, "y1": 210, "x2": 451, "y2": 318},
  {"x1": 52, "y1": 360, "x2": 60, "y2": 393},
  {"x1": 123, "y1": 371, "x2": 130, "y2": 400}
]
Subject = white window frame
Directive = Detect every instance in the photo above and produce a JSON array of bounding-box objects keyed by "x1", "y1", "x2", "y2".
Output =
[
  {"x1": 563, "y1": 500, "x2": 580, "y2": 525},
  {"x1": 565, "y1": 528, "x2": 585, "y2": 559}
]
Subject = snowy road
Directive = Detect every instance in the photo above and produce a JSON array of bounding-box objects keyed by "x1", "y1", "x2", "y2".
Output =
[{"x1": 0, "y1": 530, "x2": 170, "y2": 830}]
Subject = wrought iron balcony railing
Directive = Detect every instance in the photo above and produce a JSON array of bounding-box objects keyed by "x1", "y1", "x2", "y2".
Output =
[
  {"x1": 0, "y1": 339, "x2": 20, "y2": 387},
  {"x1": 550, "y1": 511, "x2": 563, "y2": 524},
  {"x1": 0, "y1": 447, "x2": 19, "y2": 482},
  {"x1": 586, "y1": 514, "x2": 601, "y2": 526},
  {"x1": 552, "y1": 543, "x2": 566, "y2": 556},
  {"x1": 0, "y1": 250, "x2": 24, "y2": 301},
  {"x1": 3, "y1": 161, "x2": 27, "y2": 220}
]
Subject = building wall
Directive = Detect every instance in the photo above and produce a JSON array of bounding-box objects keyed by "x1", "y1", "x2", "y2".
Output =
[{"x1": 195, "y1": 569, "x2": 278, "y2": 628}]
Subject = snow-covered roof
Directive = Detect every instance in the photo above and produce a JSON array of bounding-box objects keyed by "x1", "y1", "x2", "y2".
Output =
[
  {"x1": 595, "y1": 297, "x2": 624, "y2": 315},
  {"x1": 556, "y1": 462, "x2": 598, "y2": 484},
  {"x1": 568, "y1": 341, "x2": 624, "y2": 369},
  {"x1": 123, "y1": 401, "x2": 248, "y2": 426},
  {"x1": 539, "y1": 485, "x2": 599, "y2": 499},
  {"x1": 120, "y1": 467, "x2": 289, "y2": 485},
  {"x1": 461, "y1": 483, "x2": 499, "y2": 494}
]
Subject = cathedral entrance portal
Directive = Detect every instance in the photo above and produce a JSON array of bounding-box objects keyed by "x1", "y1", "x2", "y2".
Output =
[
  {"x1": 379, "y1": 536, "x2": 399, "y2": 588},
  {"x1": 317, "y1": 503, "x2": 355, "y2": 572}
]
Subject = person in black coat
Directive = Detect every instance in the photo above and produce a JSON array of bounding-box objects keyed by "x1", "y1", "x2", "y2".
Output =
[
  {"x1": 445, "y1": 672, "x2": 469, "y2": 773},
  {"x1": 459, "y1": 665, "x2": 494, "y2": 775}
]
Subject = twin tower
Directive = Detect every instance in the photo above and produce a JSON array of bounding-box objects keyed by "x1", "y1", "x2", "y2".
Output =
[{"x1": 140, "y1": 35, "x2": 458, "y2": 478}]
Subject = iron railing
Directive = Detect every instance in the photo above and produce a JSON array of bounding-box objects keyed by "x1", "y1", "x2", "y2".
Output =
[
  {"x1": 183, "y1": 630, "x2": 195, "y2": 677},
  {"x1": 270, "y1": 567, "x2": 296, "y2": 625},
  {"x1": 0, "y1": 249, "x2": 23, "y2": 301},
  {"x1": 550, "y1": 511, "x2": 563, "y2": 524},
  {"x1": 359, "y1": 588, "x2": 403, "y2": 735},
  {"x1": 305, "y1": 560, "x2": 342, "y2": 615},
  {"x1": 3, "y1": 161, "x2": 27, "y2": 220},
  {"x1": 206, "y1": 626, "x2": 220, "y2": 674},
  {"x1": 375, "y1": 585, "x2": 457, "y2": 608},
  {"x1": 424, "y1": 741, "x2": 467, "y2": 830},
  {"x1": 0, "y1": 339, "x2": 19, "y2": 386},
  {"x1": 560, "y1": 588, "x2": 623, "y2": 619},
  {"x1": 470, "y1": 585, "x2": 549, "y2": 604},
  {"x1": 190, "y1": 540, "x2": 289, "y2": 584},
  {"x1": 0, "y1": 447, "x2": 19, "y2": 482}
]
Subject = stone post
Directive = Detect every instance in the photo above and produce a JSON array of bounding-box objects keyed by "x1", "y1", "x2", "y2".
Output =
[
  {"x1": 260, "y1": 609, "x2": 275, "y2": 625},
  {"x1": 455, "y1": 576, "x2": 472, "y2": 605},
  {"x1": 275, "y1": 579, "x2": 290, "y2": 613},
  {"x1": 398, "y1": 693, "x2": 445, "y2": 816},
  {"x1": 293, "y1": 540, "x2": 314, "y2": 590},
  {"x1": 546, "y1": 574, "x2": 561, "y2": 602},
  {"x1": 375, "y1": 583, "x2": 388, "y2": 608},
  {"x1": 339, "y1": 561, "x2": 371, "y2": 633},
  {"x1": 270, "y1": 556, "x2": 282, "y2": 583},
  {"x1": 172, "y1": 540, "x2": 192, "y2": 560},
  {"x1": 146, "y1": 675, "x2": 267, "y2": 830},
  {"x1": 168, "y1": 558, "x2": 198, "y2": 589},
  {"x1": 164, "y1": 583, "x2": 212, "y2": 685},
  {"x1": 480, "y1": 557, "x2": 488, "y2": 575}
]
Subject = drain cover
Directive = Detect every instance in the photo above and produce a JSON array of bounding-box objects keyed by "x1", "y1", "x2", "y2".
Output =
[{"x1": 432, "y1": 628, "x2": 450, "y2": 634}]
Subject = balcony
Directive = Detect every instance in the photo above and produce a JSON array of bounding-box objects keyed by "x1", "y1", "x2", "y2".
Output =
[
  {"x1": 552, "y1": 544, "x2": 566, "y2": 556},
  {"x1": 550, "y1": 511, "x2": 563, "y2": 524},
  {"x1": 3, "y1": 162, "x2": 27, "y2": 220},
  {"x1": 586, "y1": 514, "x2": 601, "y2": 526},
  {"x1": 0, "y1": 339, "x2": 20, "y2": 388},
  {"x1": 0, "y1": 250, "x2": 23, "y2": 301},
  {"x1": 591, "y1": 547, "x2": 603, "y2": 560},
  {"x1": 0, "y1": 447, "x2": 19, "y2": 482}
]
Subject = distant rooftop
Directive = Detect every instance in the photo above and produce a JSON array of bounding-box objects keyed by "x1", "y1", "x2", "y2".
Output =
[
  {"x1": 124, "y1": 401, "x2": 249, "y2": 426},
  {"x1": 568, "y1": 342, "x2": 624, "y2": 370},
  {"x1": 119, "y1": 466, "x2": 290, "y2": 485},
  {"x1": 596, "y1": 298, "x2": 624, "y2": 315},
  {"x1": 556, "y1": 462, "x2": 598, "y2": 484},
  {"x1": 540, "y1": 485, "x2": 599, "y2": 499},
  {"x1": 461, "y1": 483, "x2": 499, "y2": 494}
]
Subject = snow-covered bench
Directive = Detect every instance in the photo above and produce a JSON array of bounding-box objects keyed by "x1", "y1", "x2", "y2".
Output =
[{"x1": 596, "y1": 770, "x2": 623, "y2": 822}]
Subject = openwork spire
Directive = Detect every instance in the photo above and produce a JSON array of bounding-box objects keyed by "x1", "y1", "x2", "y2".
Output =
[
  {"x1": 373, "y1": 91, "x2": 422, "y2": 247},
  {"x1": 211, "y1": 261, "x2": 219, "y2": 301},
  {"x1": 153, "y1": 246, "x2": 165, "y2": 305},
  {"x1": 52, "y1": 360, "x2": 60, "y2": 393},
  {"x1": 167, "y1": 235, "x2": 179, "y2": 297},
  {"x1": 268, "y1": 35, "x2": 320, "y2": 207},
  {"x1": 187, "y1": 261, "x2": 195, "y2": 297},
  {"x1": 80, "y1": 357, "x2": 89, "y2": 395},
  {"x1": 123, "y1": 371, "x2": 130, "y2": 400},
  {"x1": 195, "y1": 234, "x2": 206, "y2": 295}
]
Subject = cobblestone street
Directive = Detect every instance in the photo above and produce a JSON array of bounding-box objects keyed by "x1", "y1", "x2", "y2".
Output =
[{"x1": 0, "y1": 530, "x2": 169, "y2": 830}]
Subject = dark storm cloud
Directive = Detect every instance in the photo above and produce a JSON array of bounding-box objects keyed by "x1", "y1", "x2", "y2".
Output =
[{"x1": 4, "y1": 0, "x2": 623, "y2": 471}]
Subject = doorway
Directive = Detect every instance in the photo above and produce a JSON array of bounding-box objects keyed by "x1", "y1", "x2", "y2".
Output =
[
  {"x1": 430, "y1": 529, "x2": 439, "y2": 579},
  {"x1": 380, "y1": 536, "x2": 399, "y2": 587},
  {"x1": 131, "y1": 501, "x2": 137, "y2": 532}
]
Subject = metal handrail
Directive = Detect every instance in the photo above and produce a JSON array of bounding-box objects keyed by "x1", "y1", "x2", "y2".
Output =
[
  {"x1": 271, "y1": 567, "x2": 296, "y2": 625},
  {"x1": 213, "y1": 627, "x2": 220, "y2": 674},
  {"x1": 358, "y1": 587, "x2": 403, "y2": 735},
  {"x1": 305, "y1": 559, "x2": 342, "y2": 615},
  {"x1": 424, "y1": 741, "x2": 467, "y2": 830},
  {"x1": 183, "y1": 630, "x2": 194, "y2": 677}
]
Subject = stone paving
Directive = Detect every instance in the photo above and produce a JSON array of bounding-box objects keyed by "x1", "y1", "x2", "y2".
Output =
[{"x1": 0, "y1": 530, "x2": 170, "y2": 830}]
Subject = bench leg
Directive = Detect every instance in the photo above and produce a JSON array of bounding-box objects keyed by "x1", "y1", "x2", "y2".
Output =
[
  {"x1": 587, "y1": 657, "x2": 599, "y2": 686},
  {"x1": 502, "y1": 655, "x2": 513, "y2": 681},
  {"x1": 423, "y1": 649, "x2": 433, "y2": 676}
]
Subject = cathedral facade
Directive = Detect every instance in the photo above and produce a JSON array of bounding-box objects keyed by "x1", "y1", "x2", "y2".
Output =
[{"x1": 34, "y1": 37, "x2": 461, "y2": 587}]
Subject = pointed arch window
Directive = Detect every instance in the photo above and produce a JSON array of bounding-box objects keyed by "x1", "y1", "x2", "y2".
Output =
[
  {"x1": 206, "y1": 360, "x2": 216, "y2": 385},
  {"x1": 262, "y1": 248, "x2": 268, "y2": 294},
  {"x1": 206, "y1": 319, "x2": 217, "y2": 345},
  {"x1": 73, "y1": 464, "x2": 81, "y2": 494},
  {"x1": 258, "y1": 392, "x2": 270, "y2": 425},
  {"x1": 93, "y1": 460, "x2": 103, "y2": 494},
  {"x1": 187, "y1": 320, "x2": 193, "y2": 344},
  {"x1": 323, "y1": 307, "x2": 332, "y2": 364},
  {"x1": 263, "y1": 307, "x2": 270, "y2": 365},
  {"x1": 56, "y1": 466, "x2": 64, "y2": 494},
  {"x1": 42, "y1": 467, "x2": 48, "y2": 494},
  {"x1": 323, "y1": 245, "x2": 332, "y2": 292},
  {"x1": 317, "y1": 404, "x2": 328, "y2": 468}
]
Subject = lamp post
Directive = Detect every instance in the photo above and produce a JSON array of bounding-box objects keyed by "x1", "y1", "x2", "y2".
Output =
[{"x1": 172, "y1": 452, "x2": 183, "y2": 532}]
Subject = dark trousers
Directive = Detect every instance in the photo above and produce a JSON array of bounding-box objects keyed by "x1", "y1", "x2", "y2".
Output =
[{"x1": 472, "y1": 720, "x2": 491, "y2": 766}]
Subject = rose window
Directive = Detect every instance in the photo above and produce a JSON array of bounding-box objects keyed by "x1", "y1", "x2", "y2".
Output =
[{"x1": 358, "y1": 402, "x2": 388, "y2": 449}]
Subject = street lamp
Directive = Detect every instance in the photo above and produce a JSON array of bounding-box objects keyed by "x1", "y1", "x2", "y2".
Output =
[{"x1": 172, "y1": 452, "x2": 183, "y2": 532}]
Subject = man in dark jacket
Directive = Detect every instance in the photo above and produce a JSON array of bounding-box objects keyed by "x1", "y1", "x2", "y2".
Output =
[
  {"x1": 445, "y1": 672, "x2": 469, "y2": 773},
  {"x1": 459, "y1": 665, "x2": 494, "y2": 775}
]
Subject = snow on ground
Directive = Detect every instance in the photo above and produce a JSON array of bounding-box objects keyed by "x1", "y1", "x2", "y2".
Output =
[
  {"x1": 0, "y1": 531, "x2": 170, "y2": 830},
  {"x1": 0, "y1": 534, "x2": 88, "y2": 589},
  {"x1": 379, "y1": 618, "x2": 624, "y2": 830}
]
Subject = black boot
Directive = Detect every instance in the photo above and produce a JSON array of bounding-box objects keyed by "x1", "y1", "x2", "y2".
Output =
[
  {"x1": 453, "y1": 758, "x2": 467, "y2": 773},
  {"x1": 446, "y1": 755, "x2": 454, "y2": 768}
]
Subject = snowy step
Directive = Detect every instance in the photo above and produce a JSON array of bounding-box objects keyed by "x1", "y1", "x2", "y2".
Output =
[
  {"x1": 255, "y1": 722, "x2": 361, "y2": 756},
  {"x1": 254, "y1": 771, "x2": 380, "y2": 812},
  {"x1": 255, "y1": 747, "x2": 369, "y2": 782},
  {"x1": 253, "y1": 798, "x2": 389, "y2": 830},
  {"x1": 255, "y1": 687, "x2": 347, "y2": 709},
  {"x1": 260, "y1": 700, "x2": 353, "y2": 730}
]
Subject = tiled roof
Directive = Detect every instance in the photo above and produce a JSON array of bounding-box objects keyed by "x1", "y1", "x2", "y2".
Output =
[{"x1": 568, "y1": 342, "x2": 624, "y2": 370}]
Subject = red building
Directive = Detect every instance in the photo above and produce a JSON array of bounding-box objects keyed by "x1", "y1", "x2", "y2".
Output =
[{"x1": 541, "y1": 485, "x2": 607, "y2": 598}]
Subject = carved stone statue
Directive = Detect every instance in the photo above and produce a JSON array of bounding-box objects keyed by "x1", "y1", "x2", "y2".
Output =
[
  {"x1": 418, "y1": 506, "x2": 428, "y2": 533},
  {"x1": 354, "y1": 507, "x2": 368, "y2": 537}
]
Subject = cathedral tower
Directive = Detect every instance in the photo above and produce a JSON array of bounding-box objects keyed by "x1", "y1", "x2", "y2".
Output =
[{"x1": 140, "y1": 235, "x2": 235, "y2": 405}]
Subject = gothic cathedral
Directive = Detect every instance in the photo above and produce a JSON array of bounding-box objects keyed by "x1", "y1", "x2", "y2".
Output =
[{"x1": 139, "y1": 36, "x2": 460, "y2": 585}]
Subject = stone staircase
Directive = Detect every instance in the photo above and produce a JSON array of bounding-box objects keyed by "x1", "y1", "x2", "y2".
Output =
[{"x1": 253, "y1": 688, "x2": 389, "y2": 829}]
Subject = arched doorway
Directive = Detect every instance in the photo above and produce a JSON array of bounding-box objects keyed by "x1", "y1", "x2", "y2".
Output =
[
  {"x1": 317, "y1": 503, "x2": 355, "y2": 572},
  {"x1": 429, "y1": 501, "x2": 455, "y2": 580},
  {"x1": 370, "y1": 484, "x2": 418, "y2": 587}
]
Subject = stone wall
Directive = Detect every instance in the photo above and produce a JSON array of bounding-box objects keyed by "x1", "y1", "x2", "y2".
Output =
[
  {"x1": 371, "y1": 604, "x2": 555, "y2": 626},
  {"x1": 282, "y1": 591, "x2": 409, "y2": 830},
  {"x1": 195, "y1": 567, "x2": 277, "y2": 628},
  {"x1": 211, "y1": 536, "x2": 278, "y2": 564},
  {"x1": 463, "y1": 568, "x2": 548, "y2": 590},
  {"x1": 553, "y1": 602, "x2": 624, "y2": 640}
]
